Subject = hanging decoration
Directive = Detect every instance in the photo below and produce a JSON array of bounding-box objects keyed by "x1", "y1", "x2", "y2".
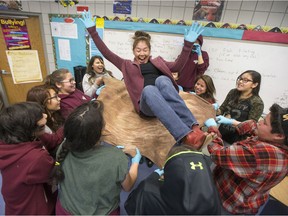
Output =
[
  {"x1": 113, "y1": 0, "x2": 132, "y2": 15},
  {"x1": 193, "y1": 0, "x2": 225, "y2": 22},
  {"x1": 0, "y1": 0, "x2": 22, "y2": 11},
  {"x1": 55, "y1": 0, "x2": 79, "y2": 8}
]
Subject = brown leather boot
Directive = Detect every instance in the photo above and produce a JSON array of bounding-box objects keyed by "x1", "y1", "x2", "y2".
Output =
[{"x1": 183, "y1": 125, "x2": 213, "y2": 150}]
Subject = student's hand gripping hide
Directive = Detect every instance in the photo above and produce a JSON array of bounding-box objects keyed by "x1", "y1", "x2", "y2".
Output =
[
  {"x1": 205, "y1": 118, "x2": 217, "y2": 127},
  {"x1": 154, "y1": 168, "x2": 164, "y2": 176},
  {"x1": 132, "y1": 148, "x2": 142, "y2": 164},
  {"x1": 184, "y1": 22, "x2": 204, "y2": 43},
  {"x1": 212, "y1": 103, "x2": 219, "y2": 111},
  {"x1": 216, "y1": 115, "x2": 235, "y2": 125},
  {"x1": 96, "y1": 85, "x2": 106, "y2": 96},
  {"x1": 177, "y1": 85, "x2": 184, "y2": 91},
  {"x1": 80, "y1": 10, "x2": 96, "y2": 28},
  {"x1": 192, "y1": 44, "x2": 202, "y2": 56}
]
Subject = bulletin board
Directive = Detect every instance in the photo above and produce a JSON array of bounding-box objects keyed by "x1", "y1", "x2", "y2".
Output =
[
  {"x1": 49, "y1": 15, "x2": 88, "y2": 74},
  {"x1": 49, "y1": 14, "x2": 288, "y2": 114}
]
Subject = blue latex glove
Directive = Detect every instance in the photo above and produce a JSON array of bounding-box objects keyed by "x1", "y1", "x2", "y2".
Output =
[
  {"x1": 205, "y1": 118, "x2": 217, "y2": 127},
  {"x1": 178, "y1": 85, "x2": 183, "y2": 91},
  {"x1": 96, "y1": 85, "x2": 106, "y2": 95},
  {"x1": 189, "y1": 91, "x2": 196, "y2": 95},
  {"x1": 192, "y1": 44, "x2": 202, "y2": 56},
  {"x1": 80, "y1": 10, "x2": 96, "y2": 28},
  {"x1": 184, "y1": 22, "x2": 204, "y2": 43},
  {"x1": 154, "y1": 169, "x2": 164, "y2": 176},
  {"x1": 132, "y1": 148, "x2": 142, "y2": 164},
  {"x1": 212, "y1": 103, "x2": 219, "y2": 111},
  {"x1": 216, "y1": 115, "x2": 235, "y2": 125}
]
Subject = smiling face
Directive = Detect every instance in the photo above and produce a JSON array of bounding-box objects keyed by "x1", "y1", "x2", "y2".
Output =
[
  {"x1": 236, "y1": 72, "x2": 258, "y2": 94},
  {"x1": 92, "y1": 58, "x2": 105, "y2": 74},
  {"x1": 133, "y1": 40, "x2": 151, "y2": 64},
  {"x1": 46, "y1": 89, "x2": 61, "y2": 112},
  {"x1": 172, "y1": 72, "x2": 179, "y2": 81},
  {"x1": 56, "y1": 72, "x2": 76, "y2": 94},
  {"x1": 194, "y1": 78, "x2": 207, "y2": 95}
]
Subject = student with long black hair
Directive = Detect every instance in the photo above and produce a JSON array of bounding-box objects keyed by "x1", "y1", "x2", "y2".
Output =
[
  {"x1": 217, "y1": 70, "x2": 264, "y2": 143},
  {"x1": 52, "y1": 101, "x2": 141, "y2": 215},
  {"x1": 0, "y1": 102, "x2": 59, "y2": 214}
]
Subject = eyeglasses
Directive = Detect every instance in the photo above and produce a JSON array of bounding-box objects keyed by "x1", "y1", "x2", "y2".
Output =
[
  {"x1": 47, "y1": 95, "x2": 60, "y2": 101},
  {"x1": 237, "y1": 77, "x2": 253, "y2": 84},
  {"x1": 61, "y1": 78, "x2": 75, "y2": 84}
]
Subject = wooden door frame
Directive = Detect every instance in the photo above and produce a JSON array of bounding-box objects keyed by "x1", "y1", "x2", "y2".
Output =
[
  {"x1": 0, "y1": 10, "x2": 49, "y2": 107},
  {"x1": 0, "y1": 75, "x2": 9, "y2": 107}
]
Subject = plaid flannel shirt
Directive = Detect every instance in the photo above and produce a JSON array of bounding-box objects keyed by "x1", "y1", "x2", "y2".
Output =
[{"x1": 208, "y1": 120, "x2": 288, "y2": 214}]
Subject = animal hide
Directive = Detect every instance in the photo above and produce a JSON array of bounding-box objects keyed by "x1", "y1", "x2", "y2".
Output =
[{"x1": 98, "y1": 78, "x2": 215, "y2": 167}]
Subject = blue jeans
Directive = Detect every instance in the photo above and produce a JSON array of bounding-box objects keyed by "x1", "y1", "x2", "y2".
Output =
[
  {"x1": 140, "y1": 76, "x2": 198, "y2": 142},
  {"x1": 256, "y1": 195, "x2": 270, "y2": 215}
]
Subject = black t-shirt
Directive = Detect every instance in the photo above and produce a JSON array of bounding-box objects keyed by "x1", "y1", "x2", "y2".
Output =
[
  {"x1": 219, "y1": 99, "x2": 252, "y2": 144},
  {"x1": 140, "y1": 62, "x2": 162, "y2": 86}
]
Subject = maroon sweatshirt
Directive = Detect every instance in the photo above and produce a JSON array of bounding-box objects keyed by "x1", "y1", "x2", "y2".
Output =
[
  {"x1": 87, "y1": 26, "x2": 194, "y2": 113},
  {"x1": 58, "y1": 88, "x2": 91, "y2": 119},
  {"x1": 0, "y1": 140, "x2": 56, "y2": 215},
  {"x1": 176, "y1": 35, "x2": 209, "y2": 91}
]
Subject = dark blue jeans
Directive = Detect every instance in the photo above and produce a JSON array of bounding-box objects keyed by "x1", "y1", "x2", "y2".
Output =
[{"x1": 140, "y1": 76, "x2": 198, "y2": 142}]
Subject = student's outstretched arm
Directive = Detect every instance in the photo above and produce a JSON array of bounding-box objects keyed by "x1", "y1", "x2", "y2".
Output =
[
  {"x1": 168, "y1": 22, "x2": 205, "y2": 71},
  {"x1": 39, "y1": 127, "x2": 64, "y2": 150},
  {"x1": 184, "y1": 22, "x2": 205, "y2": 43},
  {"x1": 120, "y1": 147, "x2": 142, "y2": 192},
  {"x1": 80, "y1": 10, "x2": 125, "y2": 72}
]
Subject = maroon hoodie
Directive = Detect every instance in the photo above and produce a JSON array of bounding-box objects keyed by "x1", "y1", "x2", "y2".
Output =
[
  {"x1": 176, "y1": 35, "x2": 209, "y2": 91},
  {"x1": 0, "y1": 140, "x2": 56, "y2": 215},
  {"x1": 58, "y1": 88, "x2": 91, "y2": 119},
  {"x1": 87, "y1": 26, "x2": 193, "y2": 113}
]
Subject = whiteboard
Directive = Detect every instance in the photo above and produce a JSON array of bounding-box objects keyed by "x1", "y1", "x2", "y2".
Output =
[{"x1": 103, "y1": 29, "x2": 288, "y2": 114}]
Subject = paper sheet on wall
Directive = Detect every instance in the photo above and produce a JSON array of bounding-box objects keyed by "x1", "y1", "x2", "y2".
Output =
[
  {"x1": 50, "y1": 22, "x2": 78, "y2": 39},
  {"x1": 58, "y1": 39, "x2": 71, "y2": 61},
  {"x1": 6, "y1": 50, "x2": 43, "y2": 84}
]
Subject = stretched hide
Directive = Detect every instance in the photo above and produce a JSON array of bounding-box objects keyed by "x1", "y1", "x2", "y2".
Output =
[{"x1": 98, "y1": 78, "x2": 215, "y2": 167}]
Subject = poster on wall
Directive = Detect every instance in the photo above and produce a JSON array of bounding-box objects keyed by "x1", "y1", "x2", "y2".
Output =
[
  {"x1": 6, "y1": 50, "x2": 43, "y2": 84},
  {"x1": 192, "y1": 0, "x2": 224, "y2": 22},
  {"x1": 0, "y1": 18, "x2": 31, "y2": 50},
  {"x1": 113, "y1": 0, "x2": 132, "y2": 14}
]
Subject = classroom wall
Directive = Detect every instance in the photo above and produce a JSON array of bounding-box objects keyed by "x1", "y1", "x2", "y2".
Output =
[
  {"x1": 20, "y1": 0, "x2": 288, "y2": 74},
  {"x1": 100, "y1": 29, "x2": 288, "y2": 113}
]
